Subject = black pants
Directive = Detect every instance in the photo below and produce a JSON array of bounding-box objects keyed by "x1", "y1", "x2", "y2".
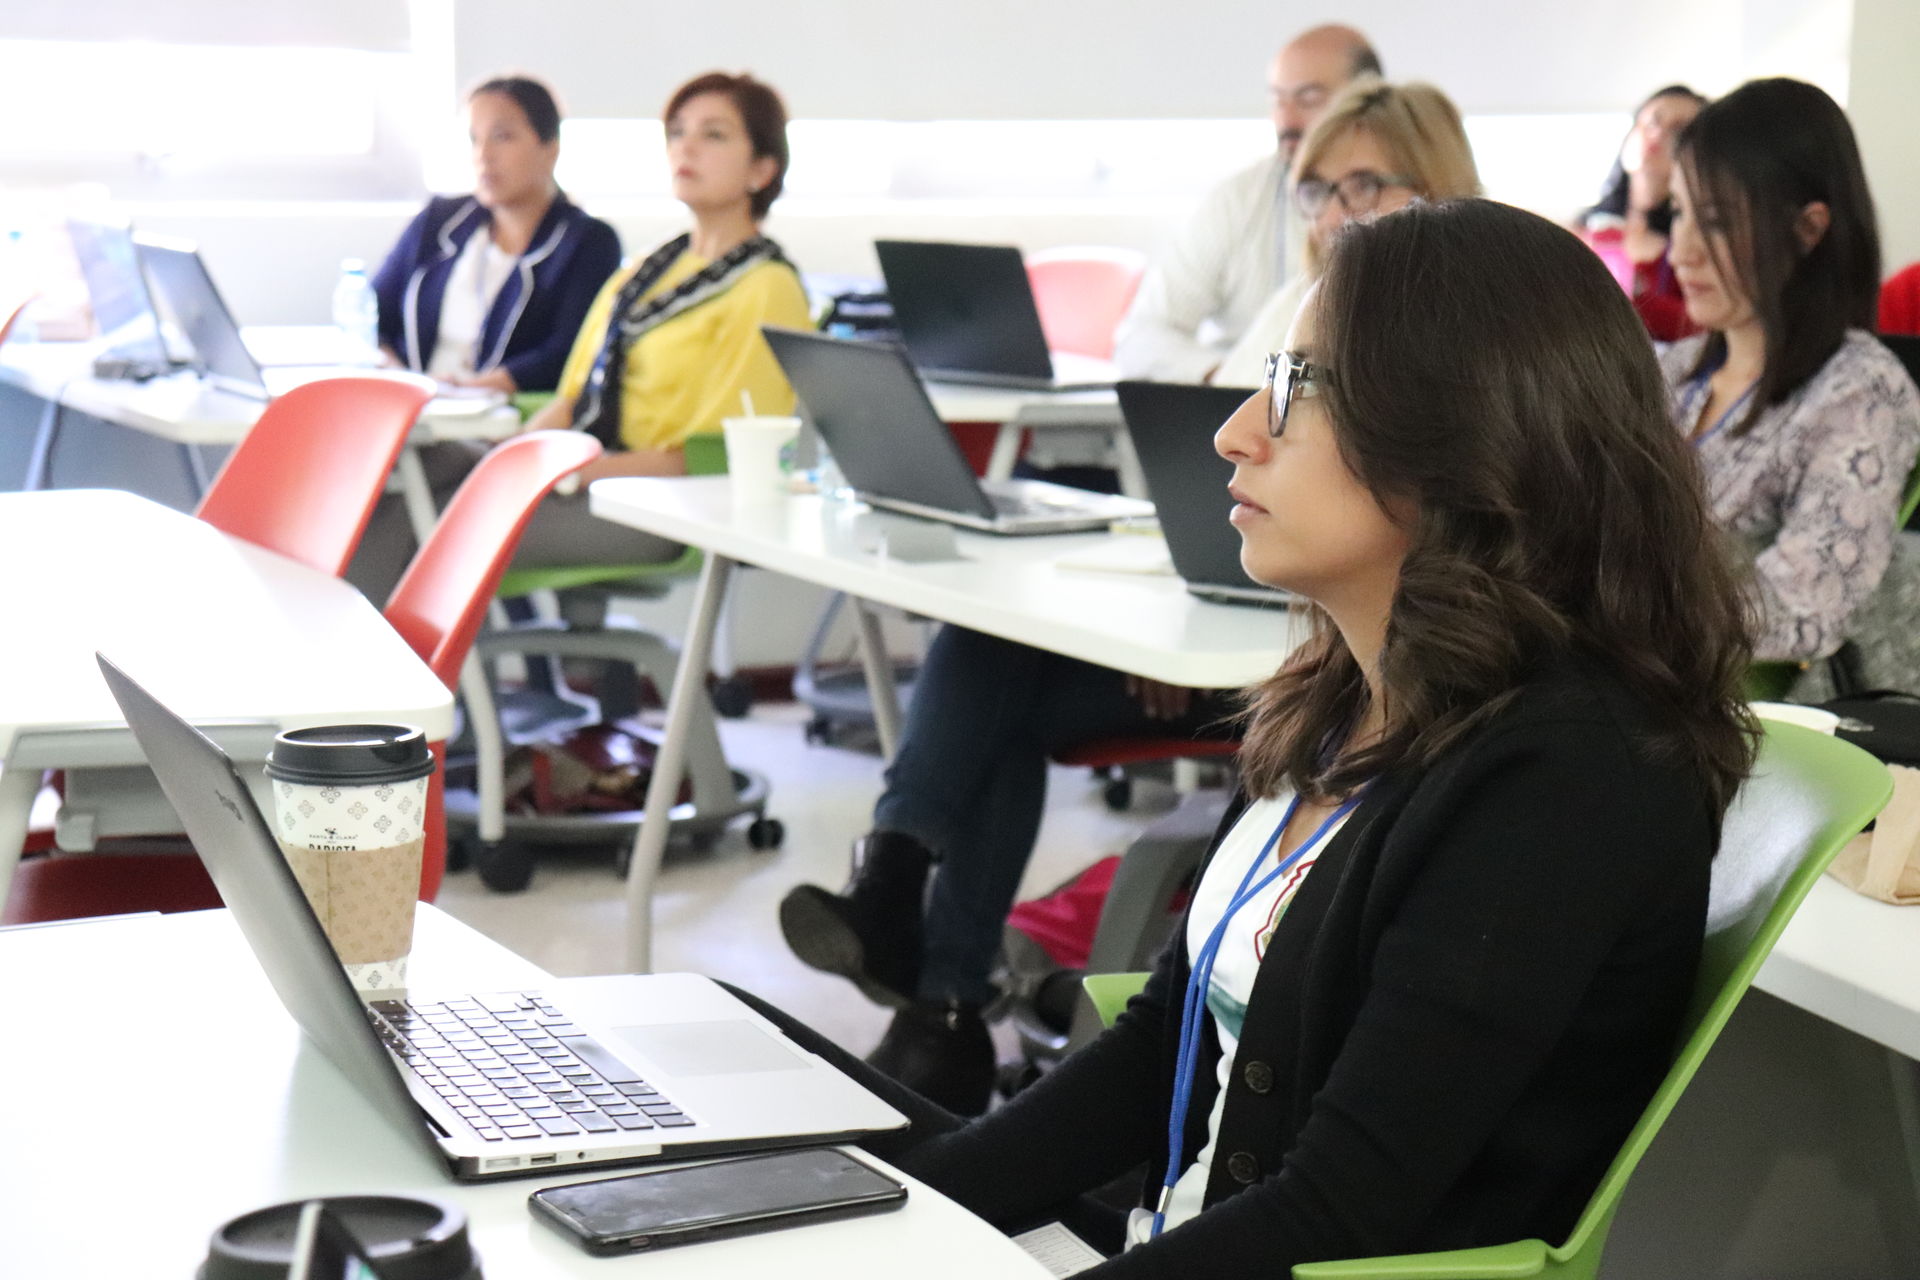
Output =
[{"x1": 718, "y1": 981, "x2": 1130, "y2": 1256}]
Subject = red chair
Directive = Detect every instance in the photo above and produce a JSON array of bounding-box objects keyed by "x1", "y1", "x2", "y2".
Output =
[
  {"x1": 1026, "y1": 246, "x2": 1148, "y2": 361},
  {"x1": 196, "y1": 376, "x2": 433, "y2": 576},
  {"x1": 383, "y1": 430, "x2": 604, "y2": 901},
  {"x1": 1881, "y1": 262, "x2": 1920, "y2": 337},
  {"x1": 4, "y1": 431, "x2": 600, "y2": 923},
  {"x1": 0, "y1": 294, "x2": 31, "y2": 347},
  {"x1": 1054, "y1": 735, "x2": 1240, "y2": 811}
]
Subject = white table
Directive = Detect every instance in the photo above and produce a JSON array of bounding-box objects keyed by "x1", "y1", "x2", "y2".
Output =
[
  {"x1": 589, "y1": 477, "x2": 1302, "y2": 970},
  {"x1": 0, "y1": 490, "x2": 453, "y2": 910},
  {"x1": 924, "y1": 382, "x2": 1139, "y2": 495},
  {"x1": 1, "y1": 331, "x2": 522, "y2": 538},
  {"x1": 0, "y1": 905, "x2": 1050, "y2": 1278}
]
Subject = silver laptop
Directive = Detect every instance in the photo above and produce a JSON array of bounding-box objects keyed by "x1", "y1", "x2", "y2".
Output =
[
  {"x1": 67, "y1": 219, "x2": 181, "y2": 378},
  {"x1": 874, "y1": 239, "x2": 1116, "y2": 391},
  {"x1": 98, "y1": 655, "x2": 905, "y2": 1181},
  {"x1": 1115, "y1": 381, "x2": 1292, "y2": 608},
  {"x1": 134, "y1": 236, "x2": 349, "y2": 399},
  {"x1": 762, "y1": 326, "x2": 1150, "y2": 536}
]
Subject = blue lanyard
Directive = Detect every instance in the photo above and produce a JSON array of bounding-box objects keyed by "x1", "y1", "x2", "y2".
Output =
[
  {"x1": 1152, "y1": 786, "x2": 1367, "y2": 1237},
  {"x1": 1683, "y1": 371, "x2": 1758, "y2": 450}
]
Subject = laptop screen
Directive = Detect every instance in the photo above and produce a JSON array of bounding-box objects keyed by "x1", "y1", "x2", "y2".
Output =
[
  {"x1": 135, "y1": 236, "x2": 268, "y2": 395},
  {"x1": 1115, "y1": 380, "x2": 1270, "y2": 594},
  {"x1": 874, "y1": 240, "x2": 1054, "y2": 381},
  {"x1": 761, "y1": 326, "x2": 996, "y2": 521},
  {"x1": 67, "y1": 219, "x2": 167, "y2": 357}
]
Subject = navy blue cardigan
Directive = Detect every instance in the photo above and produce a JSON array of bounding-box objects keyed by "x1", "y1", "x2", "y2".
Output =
[{"x1": 372, "y1": 192, "x2": 620, "y2": 392}]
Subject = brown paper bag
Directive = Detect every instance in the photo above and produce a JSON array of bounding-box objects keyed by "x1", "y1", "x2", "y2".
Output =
[{"x1": 1828, "y1": 763, "x2": 1920, "y2": 904}]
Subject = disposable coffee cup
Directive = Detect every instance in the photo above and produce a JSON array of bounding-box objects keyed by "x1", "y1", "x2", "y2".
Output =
[
  {"x1": 265, "y1": 724, "x2": 436, "y2": 993},
  {"x1": 722, "y1": 414, "x2": 802, "y2": 505}
]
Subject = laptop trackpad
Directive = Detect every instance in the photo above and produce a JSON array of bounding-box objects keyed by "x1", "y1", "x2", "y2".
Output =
[{"x1": 613, "y1": 1020, "x2": 808, "y2": 1076}]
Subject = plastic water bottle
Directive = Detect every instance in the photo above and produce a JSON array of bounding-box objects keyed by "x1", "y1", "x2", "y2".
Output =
[{"x1": 331, "y1": 258, "x2": 380, "y2": 365}]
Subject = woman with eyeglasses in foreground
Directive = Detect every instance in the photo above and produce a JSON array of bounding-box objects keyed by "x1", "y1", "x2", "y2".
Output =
[
  {"x1": 1663, "y1": 77, "x2": 1920, "y2": 673},
  {"x1": 746, "y1": 198, "x2": 1756, "y2": 1274},
  {"x1": 1212, "y1": 78, "x2": 1479, "y2": 386}
]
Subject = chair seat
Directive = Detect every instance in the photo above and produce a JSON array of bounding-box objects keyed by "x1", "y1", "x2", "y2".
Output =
[
  {"x1": 495, "y1": 545, "x2": 704, "y2": 600},
  {"x1": 3, "y1": 853, "x2": 222, "y2": 926}
]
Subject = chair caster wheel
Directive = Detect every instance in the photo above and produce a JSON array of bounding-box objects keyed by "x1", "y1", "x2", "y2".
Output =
[
  {"x1": 446, "y1": 833, "x2": 475, "y2": 873},
  {"x1": 1102, "y1": 777, "x2": 1133, "y2": 811},
  {"x1": 474, "y1": 840, "x2": 535, "y2": 893},
  {"x1": 711, "y1": 676, "x2": 754, "y2": 719},
  {"x1": 803, "y1": 716, "x2": 832, "y2": 745},
  {"x1": 747, "y1": 816, "x2": 785, "y2": 850}
]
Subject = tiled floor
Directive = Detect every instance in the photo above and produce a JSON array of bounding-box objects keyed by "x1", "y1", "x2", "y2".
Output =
[{"x1": 435, "y1": 700, "x2": 1176, "y2": 1064}]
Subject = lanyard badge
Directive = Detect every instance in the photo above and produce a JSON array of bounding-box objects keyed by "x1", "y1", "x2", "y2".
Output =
[{"x1": 1151, "y1": 786, "x2": 1367, "y2": 1238}]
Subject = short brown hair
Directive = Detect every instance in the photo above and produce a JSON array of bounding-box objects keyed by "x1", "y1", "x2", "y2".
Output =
[
  {"x1": 1239, "y1": 199, "x2": 1755, "y2": 816},
  {"x1": 663, "y1": 71, "x2": 790, "y2": 220},
  {"x1": 1292, "y1": 80, "x2": 1481, "y2": 273}
]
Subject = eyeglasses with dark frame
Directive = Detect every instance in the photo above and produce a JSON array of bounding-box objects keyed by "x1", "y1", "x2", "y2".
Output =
[
  {"x1": 1293, "y1": 169, "x2": 1416, "y2": 220},
  {"x1": 1262, "y1": 350, "x2": 1325, "y2": 438}
]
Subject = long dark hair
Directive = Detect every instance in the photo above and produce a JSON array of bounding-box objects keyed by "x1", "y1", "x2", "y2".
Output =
[
  {"x1": 1676, "y1": 77, "x2": 1880, "y2": 434},
  {"x1": 1239, "y1": 199, "x2": 1755, "y2": 815},
  {"x1": 1586, "y1": 84, "x2": 1707, "y2": 235}
]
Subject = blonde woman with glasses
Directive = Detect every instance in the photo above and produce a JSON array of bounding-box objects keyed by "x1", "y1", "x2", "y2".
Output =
[{"x1": 1213, "y1": 80, "x2": 1480, "y2": 387}]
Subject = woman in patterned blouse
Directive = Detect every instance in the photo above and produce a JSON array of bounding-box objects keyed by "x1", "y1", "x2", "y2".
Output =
[{"x1": 1664, "y1": 77, "x2": 1920, "y2": 664}]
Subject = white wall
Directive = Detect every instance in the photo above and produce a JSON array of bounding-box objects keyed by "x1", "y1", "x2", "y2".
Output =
[{"x1": 1849, "y1": 0, "x2": 1920, "y2": 273}]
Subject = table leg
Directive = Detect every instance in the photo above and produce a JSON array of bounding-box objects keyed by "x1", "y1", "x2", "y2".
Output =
[
  {"x1": 851, "y1": 599, "x2": 902, "y2": 759},
  {"x1": 622, "y1": 551, "x2": 736, "y2": 973},
  {"x1": 0, "y1": 764, "x2": 42, "y2": 919},
  {"x1": 394, "y1": 444, "x2": 440, "y2": 545},
  {"x1": 986, "y1": 422, "x2": 1024, "y2": 482},
  {"x1": 1111, "y1": 427, "x2": 1149, "y2": 500},
  {"x1": 460, "y1": 654, "x2": 507, "y2": 845},
  {"x1": 23, "y1": 395, "x2": 60, "y2": 491}
]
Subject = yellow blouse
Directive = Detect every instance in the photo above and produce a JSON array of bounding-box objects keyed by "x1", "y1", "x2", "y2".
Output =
[{"x1": 555, "y1": 249, "x2": 812, "y2": 453}]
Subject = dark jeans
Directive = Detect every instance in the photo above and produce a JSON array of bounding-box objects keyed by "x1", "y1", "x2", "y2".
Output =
[
  {"x1": 719, "y1": 981, "x2": 1129, "y2": 1256},
  {"x1": 872, "y1": 625, "x2": 1237, "y2": 1005}
]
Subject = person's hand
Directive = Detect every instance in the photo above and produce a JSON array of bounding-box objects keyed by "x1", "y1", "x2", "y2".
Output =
[
  {"x1": 1126, "y1": 676, "x2": 1195, "y2": 721},
  {"x1": 447, "y1": 367, "x2": 518, "y2": 395}
]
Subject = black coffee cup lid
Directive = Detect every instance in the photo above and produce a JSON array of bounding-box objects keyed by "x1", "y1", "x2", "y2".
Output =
[
  {"x1": 265, "y1": 724, "x2": 435, "y2": 786},
  {"x1": 200, "y1": 1195, "x2": 477, "y2": 1280}
]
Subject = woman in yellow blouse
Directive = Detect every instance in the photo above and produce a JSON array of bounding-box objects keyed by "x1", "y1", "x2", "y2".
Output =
[{"x1": 512, "y1": 70, "x2": 810, "y2": 564}]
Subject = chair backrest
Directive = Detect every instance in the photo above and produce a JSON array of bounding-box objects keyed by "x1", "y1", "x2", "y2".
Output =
[
  {"x1": 0, "y1": 294, "x2": 31, "y2": 347},
  {"x1": 195, "y1": 376, "x2": 433, "y2": 576},
  {"x1": 1026, "y1": 247, "x2": 1148, "y2": 361},
  {"x1": 383, "y1": 430, "x2": 602, "y2": 690},
  {"x1": 1553, "y1": 721, "x2": 1890, "y2": 1268},
  {"x1": 1880, "y1": 262, "x2": 1920, "y2": 338}
]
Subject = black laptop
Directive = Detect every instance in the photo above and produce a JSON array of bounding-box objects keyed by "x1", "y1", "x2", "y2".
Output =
[
  {"x1": 874, "y1": 240, "x2": 1116, "y2": 391},
  {"x1": 1115, "y1": 381, "x2": 1291, "y2": 607},
  {"x1": 763, "y1": 326, "x2": 1149, "y2": 535}
]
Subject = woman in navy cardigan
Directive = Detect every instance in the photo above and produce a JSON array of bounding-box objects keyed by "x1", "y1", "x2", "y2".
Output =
[{"x1": 372, "y1": 76, "x2": 620, "y2": 393}]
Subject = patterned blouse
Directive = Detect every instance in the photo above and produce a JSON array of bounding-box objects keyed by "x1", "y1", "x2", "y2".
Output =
[{"x1": 1663, "y1": 330, "x2": 1920, "y2": 662}]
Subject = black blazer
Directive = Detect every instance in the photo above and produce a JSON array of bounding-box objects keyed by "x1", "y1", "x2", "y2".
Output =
[
  {"x1": 904, "y1": 659, "x2": 1718, "y2": 1278},
  {"x1": 371, "y1": 193, "x2": 620, "y2": 392}
]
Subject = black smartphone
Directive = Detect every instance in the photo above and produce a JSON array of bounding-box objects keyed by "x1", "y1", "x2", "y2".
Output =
[{"x1": 528, "y1": 1147, "x2": 909, "y2": 1256}]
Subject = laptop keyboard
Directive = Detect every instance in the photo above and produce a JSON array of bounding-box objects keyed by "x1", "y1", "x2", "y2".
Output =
[{"x1": 369, "y1": 992, "x2": 694, "y2": 1143}]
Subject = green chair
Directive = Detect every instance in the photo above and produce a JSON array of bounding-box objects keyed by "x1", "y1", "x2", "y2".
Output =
[
  {"x1": 1084, "y1": 721, "x2": 1891, "y2": 1280},
  {"x1": 453, "y1": 413, "x2": 776, "y2": 891}
]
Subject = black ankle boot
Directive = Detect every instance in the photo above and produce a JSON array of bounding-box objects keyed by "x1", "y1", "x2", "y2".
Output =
[
  {"x1": 779, "y1": 831, "x2": 932, "y2": 1009},
  {"x1": 866, "y1": 999, "x2": 995, "y2": 1117}
]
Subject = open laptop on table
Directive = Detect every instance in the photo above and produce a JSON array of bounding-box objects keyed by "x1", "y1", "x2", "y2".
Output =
[
  {"x1": 1115, "y1": 381, "x2": 1292, "y2": 607},
  {"x1": 98, "y1": 655, "x2": 904, "y2": 1181},
  {"x1": 874, "y1": 239, "x2": 1116, "y2": 391},
  {"x1": 67, "y1": 219, "x2": 183, "y2": 380},
  {"x1": 763, "y1": 325, "x2": 1150, "y2": 535},
  {"x1": 135, "y1": 235, "x2": 499, "y2": 416}
]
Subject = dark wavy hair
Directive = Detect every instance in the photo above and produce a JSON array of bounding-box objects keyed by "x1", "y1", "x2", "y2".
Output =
[
  {"x1": 1586, "y1": 84, "x2": 1707, "y2": 235},
  {"x1": 470, "y1": 75, "x2": 562, "y2": 144},
  {"x1": 664, "y1": 71, "x2": 791, "y2": 220},
  {"x1": 1675, "y1": 78, "x2": 1880, "y2": 436},
  {"x1": 1238, "y1": 199, "x2": 1756, "y2": 815}
]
